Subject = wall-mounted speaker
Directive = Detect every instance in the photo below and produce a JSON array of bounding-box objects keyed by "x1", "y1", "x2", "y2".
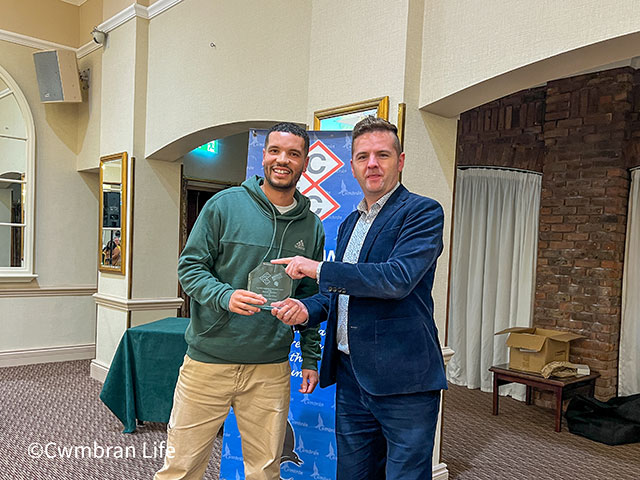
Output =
[
  {"x1": 103, "y1": 192, "x2": 121, "y2": 228},
  {"x1": 32, "y1": 49, "x2": 81, "y2": 103}
]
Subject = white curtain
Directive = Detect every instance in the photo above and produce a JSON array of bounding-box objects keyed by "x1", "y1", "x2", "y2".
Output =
[
  {"x1": 619, "y1": 169, "x2": 640, "y2": 396},
  {"x1": 448, "y1": 168, "x2": 541, "y2": 398}
]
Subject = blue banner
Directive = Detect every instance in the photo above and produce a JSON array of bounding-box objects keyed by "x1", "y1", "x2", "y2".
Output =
[{"x1": 219, "y1": 130, "x2": 361, "y2": 480}]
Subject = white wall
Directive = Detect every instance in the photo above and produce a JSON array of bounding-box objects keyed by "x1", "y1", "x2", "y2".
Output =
[
  {"x1": 97, "y1": 18, "x2": 138, "y2": 300},
  {"x1": 77, "y1": 48, "x2": 103, "y2": 172},
  {"x1": 400, "y1": 0, "x2": 457, "y2": 339},
  {"x1": 307, "y1": 0, "x2": 408, "y2": 124},
  {"x1": 421, "y1": 0, "x2": 640, "y2": 115},
  {"x1": 99, "y1": 20, "x2": 136, "y2": 159},
  {"x1": 145, "y1": 0, "x2": 312, "y2": 158},
  {"x1": 130, "y1": 157, "x2": 181, "y2": 299}
]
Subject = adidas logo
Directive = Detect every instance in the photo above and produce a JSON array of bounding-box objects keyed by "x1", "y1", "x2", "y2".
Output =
[{"x1": 294, "y1": 239, "x2": 305, "y2": 251}]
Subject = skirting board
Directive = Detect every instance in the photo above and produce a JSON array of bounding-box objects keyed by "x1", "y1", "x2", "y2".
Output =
[
  {"x1": 90, "y1": 359, "x2": 109, "y2": 384},
  {"x1": 0, "y1": 344, "x2": 95, "y2": 368},
  {"x1": 432, "y1": 462, "x2": 449, "y2": 480}
]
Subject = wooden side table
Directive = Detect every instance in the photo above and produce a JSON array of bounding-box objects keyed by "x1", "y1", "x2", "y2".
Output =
[{"x1": 489, "y1": 364, "x2": 600, "y2": 432}]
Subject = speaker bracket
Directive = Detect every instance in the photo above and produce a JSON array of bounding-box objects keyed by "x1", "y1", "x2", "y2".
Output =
[{"x1": 79, "y1": 68, "x2": 90, "y2": 91}]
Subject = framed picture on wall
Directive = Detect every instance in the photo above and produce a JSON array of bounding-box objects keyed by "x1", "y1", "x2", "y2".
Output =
[{"x1": 313, "y1": 96, "x2": 389, "y2": 130}]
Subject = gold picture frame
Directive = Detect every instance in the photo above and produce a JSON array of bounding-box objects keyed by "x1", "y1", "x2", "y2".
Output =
[
  {"x1": 313, "y1": 96, "x2": 389, "y2": 130},
  {"x1": 98, "y1": 152, "x2": 127, "y2": 275}
]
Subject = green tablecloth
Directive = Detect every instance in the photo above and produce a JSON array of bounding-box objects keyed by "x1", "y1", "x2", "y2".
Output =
[{"x1": 100, "y1": 317, "x2": 189, "y2": 433}]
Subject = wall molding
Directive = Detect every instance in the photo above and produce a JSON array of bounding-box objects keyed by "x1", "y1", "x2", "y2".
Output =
[
  {"x1": 77, "y1": 41, "x2": 101, "y2": 59},
  {"x1": 94, "y1": 292, "x2": 183, "y2": 312},
  {"x1": 147, "y1": 0, "x2": 183, "y2": 19},
  {"x1": 0, "y1": 273, "x2": 38, "y2": 283},
  {"x1": 0, "y1": 28, "x2": 75, "y2": 53},
  {"x1": 0, "y1": 344, "x2": 95, "y2": 368},
  {"x1": 432, "y1": 462, "x2": 449, "y2": 480},
  {"x1": 1, "y1": 0, "x2": 185, "y2": 59},
  {"x1": 442, "y1": 346, "x2": 454, "y2": 365},
  {"x1": 90, "y1": 359, "x2": 109, "y2": 383},
  {"x1": 0, "y1": 285, "x2": 97, "y2": 297},
  {"x1": 97, "y1": 0, "x2": 184, "y2": 33},
  {"x1": 98, "y1": 4, "x2": 145, "y2": 34}
]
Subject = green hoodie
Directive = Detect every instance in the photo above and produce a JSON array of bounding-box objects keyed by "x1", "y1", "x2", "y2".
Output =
[{"x1": 178, "y1": 175, "x2": 324, "y2": 369}]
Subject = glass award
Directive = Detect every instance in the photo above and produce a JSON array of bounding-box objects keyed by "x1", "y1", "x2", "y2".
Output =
[{"x1": 247, "y1": 262, "x2": 292, "y2": 310}]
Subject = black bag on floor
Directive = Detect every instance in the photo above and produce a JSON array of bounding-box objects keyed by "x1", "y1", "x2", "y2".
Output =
[{"x1": 565, "y1": 393, "x2": 640, "y2": 445}]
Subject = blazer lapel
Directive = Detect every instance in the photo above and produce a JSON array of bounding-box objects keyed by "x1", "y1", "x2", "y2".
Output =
[{"x1": 358, "y1": 186, "x2": 408, "y2": 262}]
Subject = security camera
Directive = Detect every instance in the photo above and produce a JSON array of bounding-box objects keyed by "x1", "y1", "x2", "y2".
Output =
[{"x1": 91, "y1": 28, "x2": 107, "y2": 45}]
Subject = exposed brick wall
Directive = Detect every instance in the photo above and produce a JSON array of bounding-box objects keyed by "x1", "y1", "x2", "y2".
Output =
[
  {"x1": 536, "y1": 68, "x2": 632, "y2": 399},
  {"x1": 456, "y1": 67, "x2": 638, "y2": 402},
  {"x1": 627, "y1": 69, "x2": 640, "y2": 169},
  {"x1": 456, "y1": 89, "x2": 546, "y2": 172}
]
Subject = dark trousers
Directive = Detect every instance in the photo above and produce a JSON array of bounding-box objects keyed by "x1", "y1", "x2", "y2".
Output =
[{"x1": 335, "y1": 353, "x2": 440, "y2": 480}]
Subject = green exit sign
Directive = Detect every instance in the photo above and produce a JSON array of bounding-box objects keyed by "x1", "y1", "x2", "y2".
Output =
[{"x1": 195, "y1": 141, "x2": 218, "y2": 154}]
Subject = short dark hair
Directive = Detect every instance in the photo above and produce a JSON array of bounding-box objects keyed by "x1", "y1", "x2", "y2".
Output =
[
  {"x1": 351, "y1": 116, "x2": 402, "y2": 156},
  {"x1": 264, "y1": 122, "x2": 309, "y2": 157}
]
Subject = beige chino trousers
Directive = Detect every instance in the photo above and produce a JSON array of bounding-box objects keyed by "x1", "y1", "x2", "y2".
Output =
[{"x1": 154, "y1": 355, "x2": 290, "y2": 480}]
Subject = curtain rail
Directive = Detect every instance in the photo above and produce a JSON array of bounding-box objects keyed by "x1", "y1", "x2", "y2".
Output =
[{"x1": 457, "y1": 165, "x2": 543, "y2": 176}]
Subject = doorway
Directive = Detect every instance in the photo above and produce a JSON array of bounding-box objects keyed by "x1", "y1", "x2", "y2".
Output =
[{"x1": 178, "y1": 173, "x2": 238, "y2": 317}]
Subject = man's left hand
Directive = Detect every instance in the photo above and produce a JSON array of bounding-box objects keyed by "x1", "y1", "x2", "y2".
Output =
[
  {"x1": 271, "y1": 256, "x2": 319, "y2": 280},
  {"x1": 300, "y1": 369, "x2": 319, "y2": 394}
]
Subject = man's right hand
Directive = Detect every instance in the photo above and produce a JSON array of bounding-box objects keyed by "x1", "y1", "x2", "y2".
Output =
[
  {"x1": 271, "y1": 298, "x2": 309, "y2": 325},
  {"x1": 228, "y1": 289, "x2": 266, "y2": 315}
]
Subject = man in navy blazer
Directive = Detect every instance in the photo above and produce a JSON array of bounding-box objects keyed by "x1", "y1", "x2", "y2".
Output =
[{"x1": 271, "y1": 116, "x2": 447, "y2": 480}]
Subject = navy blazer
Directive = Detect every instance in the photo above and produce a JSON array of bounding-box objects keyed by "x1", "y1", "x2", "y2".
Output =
[{"x1": 301, "y1": 185, "x2": 448, "y2": 395}]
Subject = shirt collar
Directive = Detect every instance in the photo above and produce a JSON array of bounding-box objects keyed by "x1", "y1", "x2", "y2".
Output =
[{"x1": 357, "y1": 182, "x2": 401, "y2": 215}]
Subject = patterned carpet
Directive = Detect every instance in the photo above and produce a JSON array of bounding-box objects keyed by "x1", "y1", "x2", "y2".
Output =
[
  {"x1": 0, "y1": 361, "x2": 220, "y2": 480},
  {"x1": 1, "y1": 360, "x2": 638, "y2": 479},
  {"x1": 442, "y1": 383, "x2": 640, "y2": 479}
]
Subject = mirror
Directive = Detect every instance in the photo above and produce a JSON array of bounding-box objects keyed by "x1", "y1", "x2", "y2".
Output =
[
  {"x1": 0, "y1": 73, "x2": 28, "y2": 270},
  {"x1": 99, "y1": 152, "x2": 127, "y2": 274},
  {"x1": 0, "y1": 174, "x2": 23, "y2": 267}
]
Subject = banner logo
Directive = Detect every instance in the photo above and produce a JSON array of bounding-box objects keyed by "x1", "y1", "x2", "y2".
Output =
[{"x1": 298, "y1": 141, "x2": 343, "y2": 220}]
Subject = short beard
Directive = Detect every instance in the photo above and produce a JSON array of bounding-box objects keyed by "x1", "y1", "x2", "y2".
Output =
[{"x1": 264, "y1": 167, "x2": 303, "y2": 191}]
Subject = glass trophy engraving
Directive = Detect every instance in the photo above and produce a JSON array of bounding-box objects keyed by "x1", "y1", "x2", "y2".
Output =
[{"x1": 247, "y1": 262, "x2": 292, "y2": 310}]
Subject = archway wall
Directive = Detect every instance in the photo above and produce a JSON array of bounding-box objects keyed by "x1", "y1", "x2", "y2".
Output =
[
  {"x1": 145, "y1": 0, "x2": 312, "y2": 160},
  {"x1": 420, "y1": 1, "x2": 640, "y2": 116}
]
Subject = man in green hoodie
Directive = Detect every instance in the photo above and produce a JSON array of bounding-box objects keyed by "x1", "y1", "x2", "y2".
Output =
[{"x1": 155, "y1": 123, "x2": 324, "y2": 480}]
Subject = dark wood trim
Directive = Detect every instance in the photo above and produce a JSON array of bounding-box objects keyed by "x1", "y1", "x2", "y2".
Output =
[{"x1": 177, "y1": 173, "x2": 239, "y2": 317}]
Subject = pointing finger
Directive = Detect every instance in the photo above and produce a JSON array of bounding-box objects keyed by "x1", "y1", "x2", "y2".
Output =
[{"x1": 271, "y1": 257, "x2": 293, "y2": 265}]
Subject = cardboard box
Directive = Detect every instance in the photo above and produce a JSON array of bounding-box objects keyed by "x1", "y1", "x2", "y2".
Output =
[{"x1": 495, "y1": 327, "x2": 585, "y2": 374}]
